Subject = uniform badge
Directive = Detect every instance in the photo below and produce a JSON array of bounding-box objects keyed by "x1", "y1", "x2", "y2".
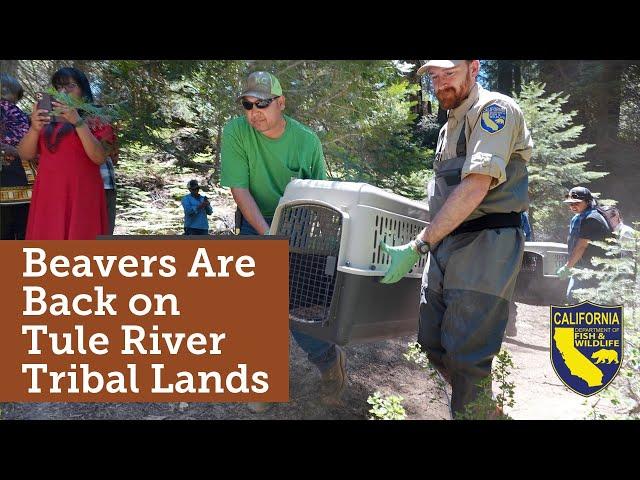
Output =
[
  {"x1": 480, "y1": 103, "x2": 507, "y2": 134},
  {"x1": 550, "y1": 301, "x2": 624, "y2": 396}
]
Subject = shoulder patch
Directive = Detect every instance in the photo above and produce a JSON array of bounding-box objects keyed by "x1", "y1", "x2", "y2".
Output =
[{"x1": 480, "y1": 103, "x2": 507, "y2": 134}]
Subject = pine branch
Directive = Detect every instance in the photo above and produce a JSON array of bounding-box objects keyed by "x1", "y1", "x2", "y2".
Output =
[{"x1": 46, "y1": 88, "x2": 121, "y2": 123}]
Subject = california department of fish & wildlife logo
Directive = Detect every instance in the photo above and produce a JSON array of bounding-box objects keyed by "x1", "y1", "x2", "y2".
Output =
[
  {"x1": 480, "y1": 103, "x2": 507, "y2": 134},
  {"x1": 550, "y1": 301, "x2": 623, "y2": 396}
]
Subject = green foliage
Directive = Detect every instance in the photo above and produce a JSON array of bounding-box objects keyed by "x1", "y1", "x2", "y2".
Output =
[
  {"x1": 619, "y1": 65, "x2": 640, "y2": 144},
  {"x1": 404, "y1": 342, "x2": 515, "y2": 419},
  {"x1": 367, "y1": 391, "x2": 406, "y2": 420},
  {"x1": 456, "y1": 350, "x2": 515, "y2": 420},
  {"x1": 247, "y1": 61, "x2": 432, "y2": 198},
  {"x1": 492, "y1": 350, "x2": 517, "y2": 412},
  {"x1": 572, "y1": 228, "x2": 640, "y2": 419},
  {"x1": 404, "y1": 341, "x2": 448, "y2": 391},
  {"x1": 68, "y1": 59, "x2": 432, "y2": 195},
  {"x1": 515, "y1": 82, "x2": 607, "y2": 240},
  {"x1": 44, "y1": 88, "x2": 120, "y2": 123}
]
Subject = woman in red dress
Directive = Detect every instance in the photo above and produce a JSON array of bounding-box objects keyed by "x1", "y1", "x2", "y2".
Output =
[{"x1": 18, "y1": 67, "x2": 114, "y2": 240}]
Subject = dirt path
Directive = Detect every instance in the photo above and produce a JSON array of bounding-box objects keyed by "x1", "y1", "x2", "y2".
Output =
[{"x1": 2, "y1": 302, "x2": 619, "y2": 420}]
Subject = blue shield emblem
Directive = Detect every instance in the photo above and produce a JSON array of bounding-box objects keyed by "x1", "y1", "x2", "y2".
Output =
[
  {"x1": 480, "y1": 103, "x2": 507, "y2": 134},
  {"x1": 550, "y1": 301, "x2": 624, "y2": 396}
]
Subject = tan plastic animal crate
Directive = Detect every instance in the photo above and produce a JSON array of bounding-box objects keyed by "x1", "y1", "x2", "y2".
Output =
[{"x1": 271, "y1": 180, "x2": 430, "y2": 345}]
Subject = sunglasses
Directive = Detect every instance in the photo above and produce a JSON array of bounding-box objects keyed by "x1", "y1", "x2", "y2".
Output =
[
  {"x1": 54, "y1": 82, "x2": 79, "y2": 92},
  {"x1": 564, "y1": 193, "x2": 587, "y2": 200},
  {"x1": 241, "y1": 96, "x2": 280, "y2": 110}
]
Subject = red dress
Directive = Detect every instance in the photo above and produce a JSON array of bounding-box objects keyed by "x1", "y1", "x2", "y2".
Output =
[{"x1": 26, "y1": 119, "x2": 113, "y2": 240}]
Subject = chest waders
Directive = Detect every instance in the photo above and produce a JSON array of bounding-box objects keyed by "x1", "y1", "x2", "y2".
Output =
[{"x1": 419, "y1": 114, "x2": 527, "y2": 418}]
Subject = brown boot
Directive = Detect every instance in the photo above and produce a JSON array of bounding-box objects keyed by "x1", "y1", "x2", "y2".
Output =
[
  {"x1": 320, "y1": 347, "x2": 347, "y2": 406},
  {"x1": 488, "y1": 405, "x2": 506, "y2": 420}
]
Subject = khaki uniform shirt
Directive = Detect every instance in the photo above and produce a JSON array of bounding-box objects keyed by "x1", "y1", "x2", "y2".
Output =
[{"x1": 436, "y1": 83, "x2": 533, "y2": 189}]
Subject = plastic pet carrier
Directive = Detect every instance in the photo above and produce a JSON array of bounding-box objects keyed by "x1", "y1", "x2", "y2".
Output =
[
  {"x1": 271, "y1": 180, "x2": 430, "y2": 345},
  {"x1": 513, "y1": 242, "x2": 569, "y2": 305}
]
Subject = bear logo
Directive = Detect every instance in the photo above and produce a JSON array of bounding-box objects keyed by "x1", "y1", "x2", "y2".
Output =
[{"x1": 591, "y1": 349, "x2": 619, "y2": 365}]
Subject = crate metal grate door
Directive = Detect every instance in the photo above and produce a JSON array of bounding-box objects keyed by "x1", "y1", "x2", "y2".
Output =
[{"x1": 277, "y1": 204, "x2": 343, "y2": 324}]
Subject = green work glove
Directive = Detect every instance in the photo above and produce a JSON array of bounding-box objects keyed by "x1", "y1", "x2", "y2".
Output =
[
  {"x1": 380, "y1": 241, "x2": 420, "y2": 284},
  {"x1": 556, "y1": 264, "x2": 571, "y2": 278}
]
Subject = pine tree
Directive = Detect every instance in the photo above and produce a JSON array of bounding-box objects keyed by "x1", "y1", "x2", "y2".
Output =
[
  {"x1": 515, "y1": 82, "x2": 608, "y2": 240},
  {"x1": 572, "y1": 228, "x2": 640, "y2": 418}
]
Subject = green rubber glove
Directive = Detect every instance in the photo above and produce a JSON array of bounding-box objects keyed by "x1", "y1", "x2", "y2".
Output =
[
  {"x1": 556, "y1": 264, "x2": 571, "y2": 278},
  {"x1": 380, "y1": 241, "x2": 421, "y2": 284}
]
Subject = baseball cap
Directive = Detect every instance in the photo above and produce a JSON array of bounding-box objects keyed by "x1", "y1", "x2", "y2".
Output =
[
  {"x1": 417, "y1": 60, "x2": 466, "y2": 76},
  {"x1": 563, "y1": 186, "x2": 593, "y2": 203},
  {"x1": 238, "y1": 71, "x2": 283, "y2": 100},
  {"x1": 187, "y1": 179, "x2": 200, "y2": 189}
]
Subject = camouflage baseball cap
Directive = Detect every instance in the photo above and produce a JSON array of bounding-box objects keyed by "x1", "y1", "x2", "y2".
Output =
[
  {"x1": 563, "y1": 186, "x2": 593, "y2": 203},
  {"x1": 417, "y1": 60, "x2": 465, "y2": 76},
  {"x1": 238, "y1": 71, "x2": 283, "y2": 100}
]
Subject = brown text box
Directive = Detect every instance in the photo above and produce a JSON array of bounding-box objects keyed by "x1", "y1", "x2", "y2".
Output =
[{"x1": 0, "y1": 239, "x2": 289, "y2": 402}]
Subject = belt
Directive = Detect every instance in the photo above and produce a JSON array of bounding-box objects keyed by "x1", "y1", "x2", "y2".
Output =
[{"x1": 450, "y1": 212, "x2": 522, "y2": 236}]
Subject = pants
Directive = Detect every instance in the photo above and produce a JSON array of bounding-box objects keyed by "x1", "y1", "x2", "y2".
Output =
[
  {"x1": 1, "y1": 204, "x2": 29, "y2": 240},
  {"x1": 419, "y1": 227, "x2": 524, "y2": 417},
  {"x1": 240, "y1": 216, "x2": 338, "y2": 373},
  {"x1": 105, "y1": 189, "x2": 116, "y2": 235}
]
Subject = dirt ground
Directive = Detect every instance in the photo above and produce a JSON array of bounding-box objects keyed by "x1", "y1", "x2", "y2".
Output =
[{"x1": 1, "y1": 302, "x2": 620, "y2": 421}]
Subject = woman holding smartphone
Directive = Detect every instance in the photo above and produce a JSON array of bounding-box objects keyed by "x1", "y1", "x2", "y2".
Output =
[{"x1": 18, "y1": 67, "x2": 114, "y2": 240}]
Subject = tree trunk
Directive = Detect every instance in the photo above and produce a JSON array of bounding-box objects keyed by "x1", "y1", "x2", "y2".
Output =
[
  {"x1": 513, "y1": 61, "x2": 522, "y2": 96},
  {"x1": 497, "y1": 60, "x2": 514, "y2": 95},
  {"x1": 597, "y1": 60, "x2": 624, "y2": 148},
  {"x1": 406, "y1": 60, "x2": 423, "y2": 121}
]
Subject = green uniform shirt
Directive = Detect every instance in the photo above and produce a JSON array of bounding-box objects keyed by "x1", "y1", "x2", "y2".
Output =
[{"x1": 220, "y1": 115, "x2": 326, "y2": 217}]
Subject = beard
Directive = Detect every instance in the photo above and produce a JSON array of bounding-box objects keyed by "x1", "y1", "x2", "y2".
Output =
[{"x1": 435, "y1": 71, "x2": 474, "y2": 110}]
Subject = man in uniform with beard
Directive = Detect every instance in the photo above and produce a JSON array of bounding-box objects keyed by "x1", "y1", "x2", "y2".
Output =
[{"x1": 380, "y1": 60, "x2": 533, "y2": 418}]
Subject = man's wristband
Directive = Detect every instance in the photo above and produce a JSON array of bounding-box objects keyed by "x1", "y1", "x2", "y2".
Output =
[{"x1": 72, "y1": 118, "x2": 86, "y2": 129}]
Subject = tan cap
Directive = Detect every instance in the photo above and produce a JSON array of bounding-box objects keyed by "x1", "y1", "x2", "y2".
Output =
[{"x1": 417, "y1": 60, "x2": 465, "y2": 76}]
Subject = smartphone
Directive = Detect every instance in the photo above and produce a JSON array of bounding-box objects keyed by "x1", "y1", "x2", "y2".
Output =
[{"x1": 35, "y1": 92, "x2": 56, "y2": 122}]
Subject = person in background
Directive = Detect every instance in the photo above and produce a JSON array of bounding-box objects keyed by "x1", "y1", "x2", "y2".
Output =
[
  {"x1": 0, "y1": 73, "x2": 32, "y2": 239},
  {"x1": 556, "y1": 186, "x2": 612, "y2": 302},
  {"x1": 601, "y1": 205, "x2": 636, "y2": 256},
  {"x1": 181, "y1": 179, "x2": 212, "y2": 235}
]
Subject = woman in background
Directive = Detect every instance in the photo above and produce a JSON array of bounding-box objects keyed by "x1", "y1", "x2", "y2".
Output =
[
  {"x1": 0, "y1": 73, "x2": 32, "y2": 239},
  {"x1": 18, "y1": 67, "x2": 114, "y2": 240}
]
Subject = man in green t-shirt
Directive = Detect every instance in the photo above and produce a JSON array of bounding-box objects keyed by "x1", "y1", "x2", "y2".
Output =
[{"x1": 220, "y1": 72, "x2": 346, "y2": 410}]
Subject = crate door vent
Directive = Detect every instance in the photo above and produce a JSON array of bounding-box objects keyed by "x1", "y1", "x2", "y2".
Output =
[
  {"x1": 371, "y1": 214, "x2": 428, "y2": 271},
  {"x1": 277, "y1": 204, "x2": 342, "y2": 324}
]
